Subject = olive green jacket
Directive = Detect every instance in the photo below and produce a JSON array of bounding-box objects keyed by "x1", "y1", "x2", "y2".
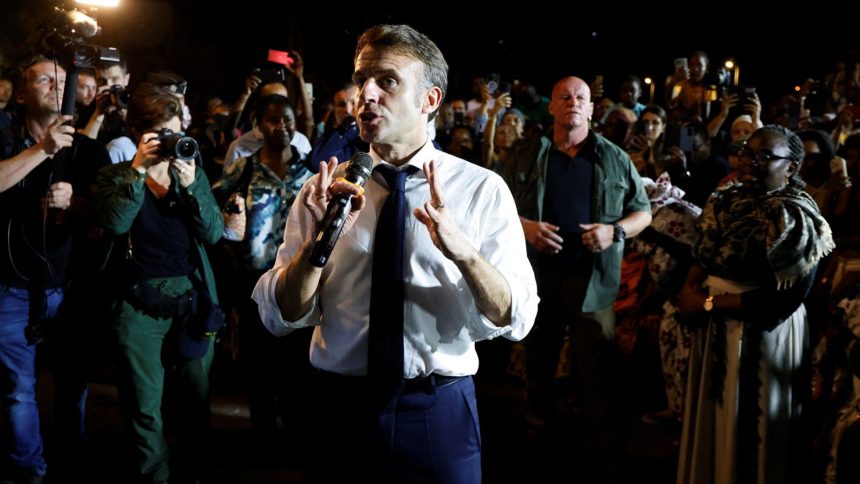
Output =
[
  {"x1": 502, "y1": 132, "x2": 650, "y2": 312},
  {"x1": 95, "y1": 162, "x2": 223, "y2": 304}
]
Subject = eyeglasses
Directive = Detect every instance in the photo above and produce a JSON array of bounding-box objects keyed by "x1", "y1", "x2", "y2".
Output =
[{"x1": 738, "y1": 147, "x2": 791, "y2": 164}]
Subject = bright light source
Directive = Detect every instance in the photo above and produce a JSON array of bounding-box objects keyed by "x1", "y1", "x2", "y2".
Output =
[
  {"x1": 794, "y1": 86, "x2": 801, "y2": 92},
  {"x1": 76, "y1": 0, "x2": 120, "y2": 7},
  {"x1": 724, "y1": 60, "x2": 735, "y2": 69},
  {"x1": 644, "y1": 77, "x2": 653, "y2": 85}
]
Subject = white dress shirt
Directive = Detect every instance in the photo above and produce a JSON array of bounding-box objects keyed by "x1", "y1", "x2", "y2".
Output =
[
  {"x1": 252, "y1": 141, "x2": 538, "y2": 378},
  {"x1": 223, "y1": 128, "x2": 312, "y2": 173}
]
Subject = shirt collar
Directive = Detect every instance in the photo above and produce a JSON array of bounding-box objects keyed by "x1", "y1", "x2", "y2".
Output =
[{"x1": 369, "y1": 139, "x2": 436, "y2": 175}]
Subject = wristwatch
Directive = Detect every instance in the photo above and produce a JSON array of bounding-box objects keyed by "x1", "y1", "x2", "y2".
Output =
[
  {"x1": 612, "y1": 223, "x2": 626, "y2": 243},
  {"x1": 703, "y1": 295, "x2": 715, "y2": 312}
]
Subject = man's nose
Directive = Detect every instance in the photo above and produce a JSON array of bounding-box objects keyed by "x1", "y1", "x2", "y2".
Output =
[{"x1": 358, "y1": 79, "x2": 380, "y2": 103}]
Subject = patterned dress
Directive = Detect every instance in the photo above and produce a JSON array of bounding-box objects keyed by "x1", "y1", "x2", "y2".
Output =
[
  {"x1": 678, "y1": 183, "x2": 834, "y2": 484},
  {"x1": 632, "y1": 173, "x2": 702, "y2": 418}
]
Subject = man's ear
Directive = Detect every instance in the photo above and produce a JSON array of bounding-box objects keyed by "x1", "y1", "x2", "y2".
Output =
[{"x1": 423, "y1": 86, "x2": 442, "y2": 116}]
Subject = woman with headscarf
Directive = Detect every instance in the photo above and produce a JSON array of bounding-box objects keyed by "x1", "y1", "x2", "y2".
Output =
[{"x1": 676, "y1": 125, "x2": 835, "y2": 484}]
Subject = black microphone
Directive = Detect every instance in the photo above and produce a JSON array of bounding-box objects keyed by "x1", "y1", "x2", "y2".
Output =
[{"x1": 309, "y1": 152, "x2": 374, "y2": 267}]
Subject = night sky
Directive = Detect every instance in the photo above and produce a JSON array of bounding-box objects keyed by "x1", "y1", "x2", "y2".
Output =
[{"x1": 2, "y1": 1, "x2": 859, "y2": 115}]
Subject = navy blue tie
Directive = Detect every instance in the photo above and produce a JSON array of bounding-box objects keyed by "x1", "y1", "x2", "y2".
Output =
[{"x1": 368, "y1": 164, "x2": 417, "y2": 407}]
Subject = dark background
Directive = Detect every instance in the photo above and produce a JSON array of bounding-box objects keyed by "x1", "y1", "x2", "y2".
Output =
[{"x1": 2, "y1": 0, "x2": 859, "y2": 113}]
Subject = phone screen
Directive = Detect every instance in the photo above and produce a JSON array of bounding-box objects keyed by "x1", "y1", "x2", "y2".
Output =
[
  {"x1": 831, "y1": 156, "x2": 848, "y2": 176},
  {"x1": 267, "y1": 49, "x2": 294, "y2": 68},
  {"x1": 487, "y1": 73, "x2": 500, "y2": 96}
]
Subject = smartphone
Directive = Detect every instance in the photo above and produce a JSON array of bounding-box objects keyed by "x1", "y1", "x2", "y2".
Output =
[
  {"x1": 304, "y1": 82, "x2": 313, "y2": 100},
  {"x1": 254, "y1": 67, "x2": 285, "y2": 84},
  {"x1": 831, "y1": 156, "x2": 849, "y2": 177},
  {"x1": 728, "y1": 85, "x2": 756, "y2": 118},
  {"x1": 665, "y1": 125, "x2": 695, "y2": 154},
  {"x1": 267, "y1": 49, "x2": 295, "y2": 68},
  {"x1": 486, "y1": 73, "x2": 500, "y2": 96},
  {"x1": 497, "y1": 81, "x2": 512, "y2": 97},
  {"x1": 728, "y1": 85, "x2": 756, "y2": 104},
  {"x1": 674, "y1": 57, "x2": 688, "y2": 71}
]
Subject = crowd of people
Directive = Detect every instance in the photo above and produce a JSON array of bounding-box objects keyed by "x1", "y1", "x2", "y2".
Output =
[{"x1": 1, "y1": 22, "x2": 859, "y2": 484}]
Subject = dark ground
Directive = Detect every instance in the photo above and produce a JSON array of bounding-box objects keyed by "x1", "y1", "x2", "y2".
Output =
[{"x1": 32, "y1": 336, "x2": 679, "y2": 483}]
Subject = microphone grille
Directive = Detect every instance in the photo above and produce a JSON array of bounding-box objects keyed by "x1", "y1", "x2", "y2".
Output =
[{"x1": 346, "y1": 151, "x2": 373, "y2": 186}]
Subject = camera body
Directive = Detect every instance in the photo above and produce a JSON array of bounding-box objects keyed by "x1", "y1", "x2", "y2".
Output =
[
  {"x1": 107, "y1": 84, "x2": 131, "y2": 109},
  {"x1": 157, "y1": 128, "x2": 199, "y2": 162},
  {"x1": 42, "y1": 8, "x2": 119, "y2": 69}
]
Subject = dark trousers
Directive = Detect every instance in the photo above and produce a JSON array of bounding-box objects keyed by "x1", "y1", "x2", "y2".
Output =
[
  {"x1": 526, "y1": 272, "x2": 624, "y2": 479},
  {"x1": 306, "y1": 371, "x2": 481, "y2": 484},
  {"x1": 237, "y1": 292, "x2": 312, "y2": 450}
]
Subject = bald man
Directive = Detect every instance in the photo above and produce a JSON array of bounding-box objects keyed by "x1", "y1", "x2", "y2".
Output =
[{"x1": 503, "y1": 76, "x2": 651, "y2": 482}]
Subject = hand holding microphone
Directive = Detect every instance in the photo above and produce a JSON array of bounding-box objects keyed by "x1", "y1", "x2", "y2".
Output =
[{"x1": 307, "y1": 152, "x2": 373, "y2": 267}]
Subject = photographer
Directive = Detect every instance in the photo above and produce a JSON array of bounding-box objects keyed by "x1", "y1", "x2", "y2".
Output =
[
  {"x1": 78, "y1": 60, "x2": 130, "y2": 149},
  {"x1": 101, "y1": 71, "x2": 192, "y2": 167},
  {"x1": 95, "y1": 83, "x2": 222, "y2": 484},
  {"x1": 0, "y1": 55, "x2": 109, "y2": 484}
]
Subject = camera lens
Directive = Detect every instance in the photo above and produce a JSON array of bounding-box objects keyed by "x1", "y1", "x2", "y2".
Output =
[
  {"x1": 109, "y1": 86, "x2": 131, "y2": 109},
  {"x1": 157, "y1": 128, "x2": 199, "y2": 161},
  {"x1": 172, "y1": 137, "x2": 199, "y2": 161}
]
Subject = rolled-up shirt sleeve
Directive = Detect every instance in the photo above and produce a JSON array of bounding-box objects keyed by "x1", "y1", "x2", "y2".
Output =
[{"x1": 466, "y1": 174, "x2": 539, "y2": 342}]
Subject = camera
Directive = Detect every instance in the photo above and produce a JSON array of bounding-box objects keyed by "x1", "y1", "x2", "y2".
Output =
[
  {"x1": 42, "y1": 8, "x2": 119, "y2": 69},
  {"x1": 108, "y1": 84, "x2": 131, "y2": 109},
  {"x1": 157, "y1": 128, "x2": 199, "y2": 162}
]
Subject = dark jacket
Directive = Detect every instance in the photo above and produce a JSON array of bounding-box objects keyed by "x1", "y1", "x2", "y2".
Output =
[{"x1": 95, "y1": 162, "x2": 223, "y2": 304}]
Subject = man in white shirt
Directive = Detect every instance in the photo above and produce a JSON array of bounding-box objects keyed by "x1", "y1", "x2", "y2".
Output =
[{"x1": 252, "y1": 24, "x2": 537, "y2": 483}]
